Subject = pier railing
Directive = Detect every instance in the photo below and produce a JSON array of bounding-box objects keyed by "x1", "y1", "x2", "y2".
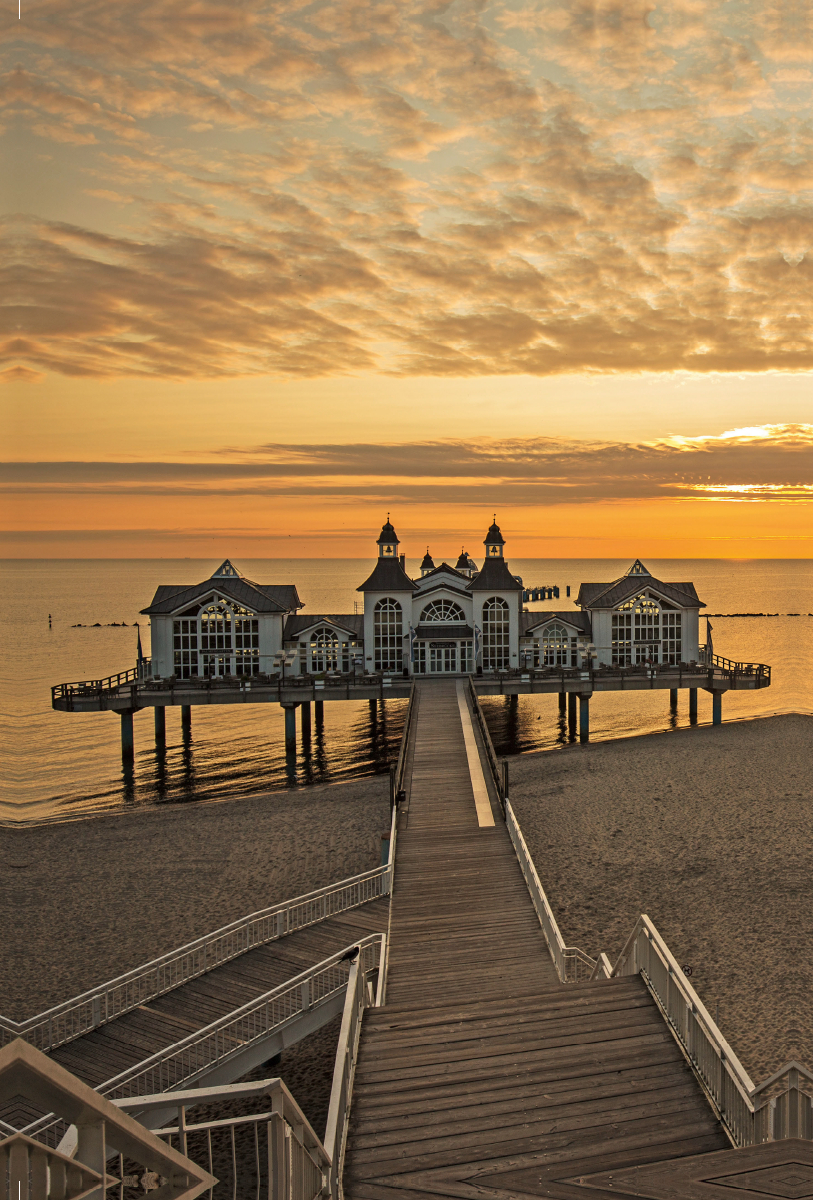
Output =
[
  {"x1": 611, "y1": 916, "x2": 813, "y2": 1144},
  {"x1": 505, "y1": 800, "x2": 597, "y2": 982},
  {"x1": 698, "y1": 647, "x2": 771, "y2": 685},
  {"x1": 20, "y1": 936, "x2": 385, "y2": 1149},
  {"x1": 51, "y1": 662, "x2": 152, "y2": 702},
  {"x1": 467, "y1": 676, "x2": 506, "y2": 812},
  {"x1": 0, "y1": 868, "x2": 390, "y2": 1054},
  {"x1": 116, "y1": 1077, "x2": 332, "y2": 1200}
]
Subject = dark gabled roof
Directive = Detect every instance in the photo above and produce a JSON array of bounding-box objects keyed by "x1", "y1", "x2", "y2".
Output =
[
  {"x1": 576, "y1": 576, "x2": 704, "y2": 610},
  {"x1": 520, "y1": 610, "x2": 592, "y2": 635},
  {"x1": 284, "y1": 614, "x2": 363, "y2": 640},
  {"x1": 414, "y1": 624, "x2": 474, "y2": 640},
  {"x1": 415, "y1": 562, "x2": 470, "y2": 587},
  {"x1": 141, "y1": 575, "x2": 302, "y2": 615},
  {"x1": 357, "y1": 558, "x2": 417, "y2": 593},
  {"x1": 466, "y1": 557, "x2": 522, "y2": 592}
]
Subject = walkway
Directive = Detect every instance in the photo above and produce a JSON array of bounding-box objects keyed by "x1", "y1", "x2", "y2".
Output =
[
  {"x1": 1, "y1": 901, "x2": 388, "y2": 1133},
  {"x1": 344, "y1": 679, "x2": 727, "y2": 1198}
]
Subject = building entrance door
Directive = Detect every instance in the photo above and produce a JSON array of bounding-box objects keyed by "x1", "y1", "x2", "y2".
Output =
[{"x1": 429, "y1": 642, "x2": 457, "y2": 673}]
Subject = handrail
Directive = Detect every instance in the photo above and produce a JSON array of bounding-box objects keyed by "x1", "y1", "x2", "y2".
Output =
[
  {"x1": 19, "y1": 935, "x2": 385, "y2": 1148},
  {"x1": 393, "y1": 683, "x2": 416, "y2": 797},
  {"x1": 466, "y1": 676, "x2": 505, "y2": 813},
  {"x1": 52, "y1": 662, "x2": 152, "y2": 701},
  {"x1": 324, "y1": 948, "x2": 377, "y2": 1200},
  {"x1": 119, "y1": 1079, "x2": 332, "y2": 1200},
  {"x1": 505, "y1": 801, "x2": 597, "y2": 982},
  {"x1": 698, "y1": 647, "x2": 771, "y2": 683},
  {"x1": 506, "y1": 804, "x2": 812, "y2": 1143},
  {"x1": 0, "y1": 868, "x2": 390, "y2": 1053},
  {"x1": 611, "y1": 917, "x2": 813, "y2": 1144}
]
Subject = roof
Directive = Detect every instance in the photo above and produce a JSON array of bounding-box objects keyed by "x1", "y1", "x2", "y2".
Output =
[
  {"x1": 484, "y1": 520, "x2": 505, "y2": 546},
  {"x1": 420, "y1": 551, "x2": 435, "y2": 569},
  {"x1": 377, "y1": 519, "x2": 399, "y2": 545},
  {"x1": 141, "y1": 575, "x2": 303, "y2": 615},
  {"x1": 414, "y1": 563, "x2": 472, "y2": 593},
  {"x1": 284, "y1": 614, "x2": 364, "y2": 640},
  {"x1": 520, "y1": 610, "x2": 592, "y2": 635},
  {"x1": 576, "y1": 575, "x2": 704, "y2": 610},
  {"x1": 357, "y1": 558, "x2": 418, "y2": 593},
  {"x1": 414, "y1": 624, "x2": 474, "y2": 640},
  {"x1": 466, "y1": 557, "x2": 522, "y2": 592}
]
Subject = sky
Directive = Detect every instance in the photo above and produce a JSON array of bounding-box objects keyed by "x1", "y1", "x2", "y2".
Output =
[{"x1": 2, "y1": 0, "x2": 812, "y2": 558}]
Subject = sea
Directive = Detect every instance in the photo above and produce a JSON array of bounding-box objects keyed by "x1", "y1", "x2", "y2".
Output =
[{"x1": 1, "y1": 558, "x2": 811, "y2": 825}]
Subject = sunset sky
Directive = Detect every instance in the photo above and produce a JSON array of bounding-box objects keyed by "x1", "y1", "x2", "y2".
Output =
[{"x1": 3, "y1": 0, "x2": 812, "y2": 558}]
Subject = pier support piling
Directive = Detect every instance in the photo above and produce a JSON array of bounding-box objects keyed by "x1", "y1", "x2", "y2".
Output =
[
  {"x1": 558, "y1": 692, "x2": 567, "y2": 715},
  {"x1": 283, "y1": 703, "x2": 297, "y2": 748},
  {"x1": 669, "y1": 688, "x2": 678, "y2": 709},
  {"x1": 120, "y1": 710, "x2": 135, "y2": 761},
  {"x1": 154, "y1": 706, "x2": 166, "y2": 746},
  {"x1": 314, "y1": 700, "x2": 324, "y2": 725},
  {"x1": 567, "y1": 692, "x2": 577, "y2": 739},
  {"x1": 579, "y1": 694, "x2": 590, "y2": 744},
  {"x1": 181, "y1": 705, "x2": 192, "y2": 736},
  {"x1": 300, "y1": 701, "x2": 311, "y2": 738},
  {"x1": 712, "y1": 691, "x2": 723, "y2": 726},
  {"x1": 689, "y1": 688, "x2": 698, "y2": 721}
]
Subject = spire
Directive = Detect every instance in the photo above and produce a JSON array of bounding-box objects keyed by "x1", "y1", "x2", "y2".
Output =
[
  {"x1": 483, "y1": 516, "x2": 505, "y2": 558},
  {"x1": 376, "y1": 515, "x2": 400, "y2": 558},
  {"x1": 420, "y1": 547, "x2": 435, "y2": 576}
]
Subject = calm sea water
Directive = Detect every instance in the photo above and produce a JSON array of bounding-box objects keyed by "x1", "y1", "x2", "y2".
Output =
[{"x1": 1, "y1": 559, "x2": 810, "y2": 824}]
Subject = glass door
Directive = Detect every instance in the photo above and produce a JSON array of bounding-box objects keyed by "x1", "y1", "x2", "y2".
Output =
[{"x1": 429, "y1": 643, "x2": 457, "y2": 672}]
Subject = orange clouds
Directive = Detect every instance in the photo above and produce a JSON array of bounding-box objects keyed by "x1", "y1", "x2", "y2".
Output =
[{"x1": 2, "y1": 0, "x2": 812, "y2": 381}]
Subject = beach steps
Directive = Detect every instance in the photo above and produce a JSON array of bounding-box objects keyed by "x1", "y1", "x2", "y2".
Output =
[
  {"x1": 1, "y1": 900, "x2": 388, "y2": 1132},
  {"x1": 344, "y1": 678, "x2": 728, "y2": 1198}
]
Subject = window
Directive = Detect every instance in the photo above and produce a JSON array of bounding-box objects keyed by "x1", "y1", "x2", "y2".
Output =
[
  {"x1": 173, "y1": 618, "x2": 198, "y2": 678},
  {"x1": 611, "y1": 612, "x2": 632, "y2": 665},
  {"x1": 374, "y1": 598, "x2": 403, "y2": 672},
  {"x1": 482, "y1": 596, "x2": 509, "y2": 670},
  {"x1": 662, "y1": 611, "x2": 682, "y2": 664},
  {"x1": 537, "y1": 623, "x2": 569, "y2": 667},
  {"x1": 310, "y1": 626, "x2": 340, "y2": 673},
  {"x1": 420, "y1": 599, "x2": 466, "y2": 623}
]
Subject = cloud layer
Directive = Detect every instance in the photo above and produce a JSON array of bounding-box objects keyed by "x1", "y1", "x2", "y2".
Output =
[
  {"x1": 2, "y1": 424, "x2": 810, "y2": 504},
  {"x1": 3, "y1": 0, "x2": 813, "y2": 379}
]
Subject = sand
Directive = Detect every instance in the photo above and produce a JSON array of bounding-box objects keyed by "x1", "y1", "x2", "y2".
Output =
[
  {"x1": 509, "y1": 713, "x2": 813, "y2": 1086},
  {"x1": 1, "y1": 777, "x2": 390, "y2": 1021}
]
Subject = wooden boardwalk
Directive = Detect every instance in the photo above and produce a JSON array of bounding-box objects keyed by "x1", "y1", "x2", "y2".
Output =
[
  {"x1": 1, "y1": 901, "x2": 388, "y2": 1132},
  {"x1": 344, "y1": 679, "x2": 728, "y2": 1199}
]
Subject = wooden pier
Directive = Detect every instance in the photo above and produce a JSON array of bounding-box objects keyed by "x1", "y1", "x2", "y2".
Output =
[{"x1": 343, "y1": 679, "x2": 729, "y2": 1198}]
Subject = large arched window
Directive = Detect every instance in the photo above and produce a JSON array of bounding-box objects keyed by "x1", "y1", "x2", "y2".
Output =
[
  {"x1": 420, "y1": 599, "x2": 466, "y2": 623},
  {"x1": 482, "y1": 596, "x2": 510, "y2": 670},
  {"x1": 614, "y1": 592, "x2": 662, "y2": 664},
  {"x1": 538, "y1": 623, "x2": 569, "y2": 667},
  {"x1": 310, "y1": 626, "x2": 340, "y2": 673},
  {"x1": 374, "y1": 598, "x2": 403, "y2": 672}
]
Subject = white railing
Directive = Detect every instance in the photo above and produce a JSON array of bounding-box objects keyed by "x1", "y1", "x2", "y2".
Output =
[
  {"x1": 20, "y1": 936, "x2": 385, "y2": 1149},
  {"x1": 324, "y1": 953, "x2": 376, "y2": 1200},
  {"x1": 1, "y1": 868, "x2": 390, "y2": 1054},
  {"x1": 115, "y1": 1077, "x2": 333, "y2": 1200},
  {"x1": 612, "y1": 916, "x2": 813, "y2": 1145},
  {"x1": 505, "y1": 801, "x2": 597, "y2": 982}
]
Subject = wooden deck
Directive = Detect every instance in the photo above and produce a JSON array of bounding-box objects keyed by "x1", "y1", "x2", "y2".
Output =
[
  {"x1": 0, "y1": 901, "x2": 388, "y2": 1132},
  {"x1": 344, "y1": 679, "x2": 728, "y2": 1199}
]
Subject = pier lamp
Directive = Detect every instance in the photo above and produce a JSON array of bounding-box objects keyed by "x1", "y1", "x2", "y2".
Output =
[{"x1": 578, "y1": 641, "x2": 598, "y2": 669}]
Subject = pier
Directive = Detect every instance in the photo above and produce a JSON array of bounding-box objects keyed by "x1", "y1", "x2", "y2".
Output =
[{"x1": 51, "y1": 652, "x2": 772, "y2": 760}]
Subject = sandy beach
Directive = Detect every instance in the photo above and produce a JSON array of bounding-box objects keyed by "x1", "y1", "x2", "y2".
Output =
[
  {"x1": 510, "y1": 712, "x2": 812, "y2": 1086},
  {"x1": 1, "y1": 777, "x2": 390, "y2": 1021}
]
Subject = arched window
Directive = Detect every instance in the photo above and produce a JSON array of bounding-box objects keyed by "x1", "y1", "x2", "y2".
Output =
[
  {"x1": 614, "y1": 592, "x2": 662, "y2": 664},
  {"x1": 374, "y1": 598, "x2": 403, "y2": 672},
  {"x1": 482, "y1": 596, "x2": 509, "y2": 670},
  {"x1": 310, "y1": 626, "x2": 340, "y2": 673},
  {"x1": 420, "y1": 599, "x2": 466, "y2": 623},
  {"x1": 538, "y1": 623, "x2": 569, "y2": 667}
]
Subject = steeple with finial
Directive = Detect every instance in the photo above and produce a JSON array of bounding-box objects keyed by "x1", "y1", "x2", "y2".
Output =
[
  {"x1": 483, "y1": 515, "x2": 505, "y2": 559},
  {"x1": 420, "y1": 547, "x2": 435, "y2": 577},
  {"x1": 377, "y1": 514, "x2": 399, "y2": 559}
]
